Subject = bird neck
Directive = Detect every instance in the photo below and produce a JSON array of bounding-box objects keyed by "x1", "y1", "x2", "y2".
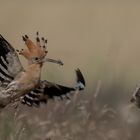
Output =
[
  {"x1": 23, "y1": 63, "x2": 42, "y2": 86},
  {"x1": 28, "y1": 60, "x2": 42, "y2": 65},
  {"x1": 26, "y1": 63, "x2": 42, "y2": 75}
]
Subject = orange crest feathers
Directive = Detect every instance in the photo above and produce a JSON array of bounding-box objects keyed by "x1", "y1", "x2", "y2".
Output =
[{"x1": 17, "y1": 32, "x2": 48, "y2": 61}]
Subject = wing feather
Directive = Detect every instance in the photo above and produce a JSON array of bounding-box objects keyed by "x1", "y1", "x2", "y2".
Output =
[
  {"x1": 21, "y1": 69, "x2": 86, "y2": 107},
  {"x1": 0, "y1": 35, "x2": 23, "y2": 87}
]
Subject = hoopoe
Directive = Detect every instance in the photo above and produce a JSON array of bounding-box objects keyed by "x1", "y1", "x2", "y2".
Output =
[
  {"x1": 0, "y1": 33, "x2": 85, "y2": 107},
  {"x1": 0, "y1": 34, "x2": 44, "y2": 107}
]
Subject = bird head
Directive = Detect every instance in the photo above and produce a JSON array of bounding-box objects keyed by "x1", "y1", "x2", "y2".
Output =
[
  {"x1": 17, "y1": 32, "x2": 63, "y2": 66},
  {"x1": 17, "y1": 32, "x2": 48, "y2": 65}
]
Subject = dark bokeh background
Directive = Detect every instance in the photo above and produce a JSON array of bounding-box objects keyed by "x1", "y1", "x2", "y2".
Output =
[{"x1": 0, "y1": 1, "x2": 140, "y2": 140}]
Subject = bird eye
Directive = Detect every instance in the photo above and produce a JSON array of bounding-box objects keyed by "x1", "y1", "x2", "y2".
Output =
[{"x1": 35, "y1": 57, "x2": 39, "y2": 60}]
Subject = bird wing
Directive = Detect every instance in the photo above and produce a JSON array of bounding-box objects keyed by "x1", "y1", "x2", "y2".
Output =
[
  {"x1": 21, "y1": 81, "x2": 75, "y2": 106},
  {"x1": 21, "y1": 69, "x2": 86, "y2": 106},
  {"x1": 0, "y1": 35, "x2": 23, "y2": 88}
]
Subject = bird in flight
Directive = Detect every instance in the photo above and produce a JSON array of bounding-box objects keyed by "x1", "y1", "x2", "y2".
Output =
[{"x1": 0, "y1": 32, "x2": 85, "y2": 108}]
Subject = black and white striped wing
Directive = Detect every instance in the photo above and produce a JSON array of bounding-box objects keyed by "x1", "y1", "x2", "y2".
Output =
[
  {"x1": 21, "y1": 82, "x2": 75, "y2": 106},
  {"x1": 0, "y1": 35, "x2": 23, "y2": 87},
  {"x1": 21, "y1": 69, "x2": 86, "y2": 106}
]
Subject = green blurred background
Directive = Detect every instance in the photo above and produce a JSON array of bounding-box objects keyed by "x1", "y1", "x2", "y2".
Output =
[{"x1": 1, "y1": 0, "x2": 140, "y2": 140}]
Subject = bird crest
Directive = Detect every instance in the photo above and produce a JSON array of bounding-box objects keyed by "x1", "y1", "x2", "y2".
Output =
[{"x1": 16, "y1": 32, "x2": 48, "y2": 64}]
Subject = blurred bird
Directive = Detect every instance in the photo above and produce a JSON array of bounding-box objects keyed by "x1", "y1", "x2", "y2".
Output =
[
  {"x1": 130, "y1": 84, "x2": 140, "y2": 109},
  {"x1": 0, "y1": 33, "x2": 85, "y2": 107}
]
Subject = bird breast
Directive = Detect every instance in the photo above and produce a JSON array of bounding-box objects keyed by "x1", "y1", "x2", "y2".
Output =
[
  {"x1": 0, "y1": 63, "x2": 42, "y2": 101},
  {"x1": 15, "y1": 64, "x2": 42, "y2": 91}
]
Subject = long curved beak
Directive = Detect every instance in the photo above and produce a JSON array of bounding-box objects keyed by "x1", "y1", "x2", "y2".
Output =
[{"x1": 44, "y1": 58, "x2": 64, "y2": 66}]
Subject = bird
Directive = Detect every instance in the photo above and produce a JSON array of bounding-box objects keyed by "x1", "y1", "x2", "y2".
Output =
[
  {"x1": 0, "y1": 33, "x2": 85, "y2": 107},
  {"x1": 130, "y1": 84, "x2": 140, "y2": 108}
]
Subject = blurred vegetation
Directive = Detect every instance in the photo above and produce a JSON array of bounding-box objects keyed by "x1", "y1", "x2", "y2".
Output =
[{"x1": 1, "y1": 85, "x2": 140, "y2": 140}]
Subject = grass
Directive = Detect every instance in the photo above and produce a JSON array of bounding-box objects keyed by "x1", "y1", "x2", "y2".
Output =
[{"x1": 0, "y1": 80, "x2": 139, "y2": 140}]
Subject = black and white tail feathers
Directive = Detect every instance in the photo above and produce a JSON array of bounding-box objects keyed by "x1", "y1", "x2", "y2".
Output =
[
  {"x1": 21, "y1": 68, "x2": 86, "y2": 107},
  {"x1": 75, "y1": 68, "x2": 85, "y2": 91}
]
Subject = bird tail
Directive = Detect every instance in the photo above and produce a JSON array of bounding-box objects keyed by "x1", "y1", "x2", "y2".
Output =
[{"x1": 75, "y1": 68, "x2": 86, "y2": 91}]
